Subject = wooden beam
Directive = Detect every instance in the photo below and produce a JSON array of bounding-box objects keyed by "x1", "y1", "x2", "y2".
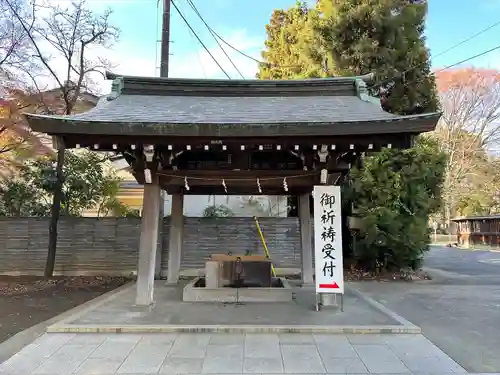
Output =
[
  {"x1": 62, "y1": 133, "x2": 413, "y2": 152},
  {"x1": 159, "y1": 172, "x2": 318, "y2": 187},
  {"x1": 164, "y1": 185, "x2": 313, "y2": 195},
  {"x1": 160, "y1": 170, "x2": 317, "y2": 177},
  {"x1": 159, "y1": 170, "x2": 317, "y2": 181}
]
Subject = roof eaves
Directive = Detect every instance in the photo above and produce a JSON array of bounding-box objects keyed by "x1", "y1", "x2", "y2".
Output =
[
  {"x1": 23, "y1": 112, "x2": 442, "y2": 137},
  {"x1": 452, "y1": 214, "x2": 500, "y2": 221}
]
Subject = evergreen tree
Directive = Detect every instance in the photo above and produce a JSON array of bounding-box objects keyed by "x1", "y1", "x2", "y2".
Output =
[
  {"x1": 259, "y1": 0, "x2": 439, "y2": 115},
  {"x1": 344, "y1": 137, "x2": 446, "y2": 270},
  {"x1": 312, "y1": 0, "x2": 438, "y2": 114},
  {"x1": 258, "y1": 0, "x2": 445, "y2": 271},
  {"x1": 257, "y1": 1, "x2": 320, "y2": 79}
]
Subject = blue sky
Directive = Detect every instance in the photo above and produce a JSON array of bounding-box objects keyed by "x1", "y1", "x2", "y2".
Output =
[{"x1": 86, "y1": 0, "x2": 500, "y2": 83}]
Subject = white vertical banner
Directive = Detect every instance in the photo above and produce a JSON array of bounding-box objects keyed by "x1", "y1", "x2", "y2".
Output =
[{"x1": 313, "y1": 185, "x2": 344, "y2": 294}]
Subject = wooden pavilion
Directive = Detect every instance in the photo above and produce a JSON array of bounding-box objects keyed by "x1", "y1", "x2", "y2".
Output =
[
  {"x1": 23, "y1": 72, "x2": 441, "y2": 306},
  {"x1": 453, "y1": 214, "x2": 500, "y2": 248}
]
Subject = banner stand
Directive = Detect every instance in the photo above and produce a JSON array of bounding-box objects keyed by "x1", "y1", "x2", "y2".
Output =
[
  {"x1": 314, "y1": 293, "x2": 344, "y2": 312},
  {"x1": 312, "y1": 185, "x2": 345, "y2": 313}
]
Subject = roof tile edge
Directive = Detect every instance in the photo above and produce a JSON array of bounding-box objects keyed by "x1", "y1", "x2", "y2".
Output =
[
  {"x1": 355, "y1": 78, "x2": 382, "y2": 106},
  {"x1": 105, "y1": 71, "x2": 375, "y2": 84},
  {"x1": 107, "y1": 76, "x2": 124, "y2": 101},
  {"x1": 104, "y1": 71, "x2": 379, "y2": 97}
]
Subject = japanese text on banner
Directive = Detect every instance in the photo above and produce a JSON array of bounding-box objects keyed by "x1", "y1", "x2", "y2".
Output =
[{"x1": 313, "y1": 185, "x2": 344, "y2": 294}]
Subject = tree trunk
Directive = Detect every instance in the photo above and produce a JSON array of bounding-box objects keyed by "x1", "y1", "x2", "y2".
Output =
[
  {"x1": 446, "y1": 205, "x2": 452, "y2": 245},
  {"x1": 45, "y1": 144, "x2": 65, "y2": 277}
]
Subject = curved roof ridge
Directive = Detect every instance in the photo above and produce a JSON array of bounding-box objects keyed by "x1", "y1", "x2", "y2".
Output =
[
  {"x1": 104, "y1": 71, "x2": 375, "y2": 98},
  {"x1": 105, "y1": 71, "x2": 374, "y2": 83}
]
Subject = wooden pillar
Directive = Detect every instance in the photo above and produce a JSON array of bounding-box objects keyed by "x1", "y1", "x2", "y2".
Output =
[
  {"x1": 167, "y1": 194, "x2": 184, "y2": 284},
  {"x1": 299, "y1": 193, "x2": 314, "y2": 284},
  {"x1": 136, "y1": 182, "x2": 161, "y2": 306},
  {"x1": 155, "y1": 190, "x2": 165, "y2": 279}
]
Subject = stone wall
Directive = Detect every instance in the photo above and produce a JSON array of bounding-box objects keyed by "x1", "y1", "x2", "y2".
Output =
[{"x1": 0, "y1": 217, "x2": 302, "y2": 276}]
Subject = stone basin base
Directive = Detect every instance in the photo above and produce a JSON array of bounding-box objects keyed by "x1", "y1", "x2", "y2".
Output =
[{"x1": 182, "y1": 277, "x2": 293, "y2": 302}]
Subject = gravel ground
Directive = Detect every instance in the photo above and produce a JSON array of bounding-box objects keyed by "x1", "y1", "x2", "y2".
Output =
[{"x1": 0, "y1": 276, "x2": 130, "y2": 344}]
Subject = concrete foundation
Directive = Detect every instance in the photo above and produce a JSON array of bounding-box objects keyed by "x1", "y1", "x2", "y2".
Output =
[
  {"x1": 182, "y1": 277, "x2": 293, "y2": 303},
  {"x1": 320, "y1": 293, "x2": 340, "y2": 307},
  {"x1": 45, "y1": 281, "x2": 421, "y2": 333},
  {"x1": 205, "y1": 261, "x2": 221, "y2": 289}
]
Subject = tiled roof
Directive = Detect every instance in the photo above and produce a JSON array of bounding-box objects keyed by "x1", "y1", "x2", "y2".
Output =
[
  {"x1": 452, "y1": 215, "x2": 500, "y2": 221},
  {"x1": 23, "y1": 72, "x2": 441, "y2": 137},
  {"x1": 31, "y1": 94, "x2": 412, "y2": 124}
]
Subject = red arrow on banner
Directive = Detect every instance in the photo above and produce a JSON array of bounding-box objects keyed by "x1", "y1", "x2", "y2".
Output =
[{"x1": 319, "y1": 282, "x2": 340, "y2": 289}]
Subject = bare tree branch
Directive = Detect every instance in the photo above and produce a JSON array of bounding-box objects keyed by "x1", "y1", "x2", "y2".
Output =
[
  {"x1": 3, "y1": 0, "x2": 119, "y2": 115},
  {"x1": 434, "y1": 67, "x2": 500, "y2": 218},
  {"x1": 4, "y1": 0, "x2": 67, "y2": 94},
  {"x1": 0, "y1": 0, "x2": 33, "y2": 73},
  {"x1": 1, "y1": 0, "x2": 120, "y2": 276}
]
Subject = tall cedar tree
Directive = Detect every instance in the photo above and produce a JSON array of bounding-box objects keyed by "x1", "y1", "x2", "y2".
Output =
[
  {"x1": 258, "y1": 0, "x2": 445, "y2": 270},
  {"x1": 312, "y1": 0, "x2": 439, "y2": 115},
  {"x1": 260, "y1": 0, "x2": 438, "y2": 115},
  {"x1": 257, "y1": 2, "x2": 319, "y2": 79}
]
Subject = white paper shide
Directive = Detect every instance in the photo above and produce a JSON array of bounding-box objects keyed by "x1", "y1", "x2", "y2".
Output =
[{"x1": 313, "y1": 185, "x2": 344, "y2": 294}]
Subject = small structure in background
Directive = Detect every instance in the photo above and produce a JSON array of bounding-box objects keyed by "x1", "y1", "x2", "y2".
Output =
[{"x1": 453, "y1": 215, "x2": 500, "y2": 249}]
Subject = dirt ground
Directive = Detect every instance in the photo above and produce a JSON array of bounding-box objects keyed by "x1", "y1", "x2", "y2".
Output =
[{"x1": 0, "y1": 276, "x2": 130, "y2": 344}]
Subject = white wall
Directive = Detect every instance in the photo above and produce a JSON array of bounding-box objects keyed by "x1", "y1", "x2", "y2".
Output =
[
  {"x1": 111, "y1": 164, "x2": 289, "y2": 217},
  {"x1": 163, "y1": 195, "x2": 289, "y2": 217}
]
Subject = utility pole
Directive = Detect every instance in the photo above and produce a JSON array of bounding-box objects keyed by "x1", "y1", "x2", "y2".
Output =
[
  {"x1": 155, "y1": 0, "x2": 171, "y2": 280},
  {"x1": 160, "y1": 0, "x2": 171, "y2": 77}
]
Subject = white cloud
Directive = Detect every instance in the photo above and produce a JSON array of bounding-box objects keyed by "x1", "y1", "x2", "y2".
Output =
[
  {"x1": 168, "y1": 29, "x2": 263, "y2": 79},
  {"x1": 85, "y1": 28, "x2": 264, "y2": 94},
  {"x1": 29, "y1": 23, "x2": 265, "y2": 94},
  {"x1": 15, "y1": 0, "x2": 265, "y2": 93},
  {"x1": 19, "y1": 39, "x2": 155, "y2": 95},
  {"x1": 13, "y1": 0, "x2": 158, "y2": 94},
  {"x1": 474, "y1": 50, "x2": 500, "y2": 70},
  {"x1": 478, "y1": 0, "x2": 500, "y2": 10},
  {"x1": 451, "y1": 50, "x2": 500, "y2": 72}
]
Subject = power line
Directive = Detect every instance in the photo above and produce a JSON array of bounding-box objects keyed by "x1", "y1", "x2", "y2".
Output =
[
  {"x1": 189, "y1": 30, "x2": 207, "y2": 78},
  {"x1": 370, "y1": 20, "x2": 500, "y2": 90},
  {"x1": 170, "y1": 0, "x2": 231, "y2": 79},
  {"x1": 375, "y1": 44, "x2": 500, "y2": 115},
  {"x1": 373, "y1": 43, "x2": 500, "y2": 94},
  {"x1": 186, "y1": 19, "x2": 207, "y2": 77},
  {"x1": 184, "y1": 15, "x2": 299, "y2": 69},
  {"x1": 433, "y1": 44, "x2": 500, "y2": 74},
  {"x1": 185, "y1": 0, "x2": 244, "y2": 79},
  {"x1": 432, "y1": 20, "x2": 500, "y2": 61},
  {"x1": 201, "y1": 25, "x2": 264, "y2": 66},
  {"x1": 170, "y1": 0, "x2": 206, "y2": 77},
  {"x1": 208, "y1": 17, "x2": 500, "y2": 74}
]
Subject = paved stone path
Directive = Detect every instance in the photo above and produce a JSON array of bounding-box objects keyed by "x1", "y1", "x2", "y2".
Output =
[
  {"x1": 0, "y1": 332, "x2": 468, "y2": 374},
  {"x1": 353, "y1": 246, "x2": 500, "y2": 373}
]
